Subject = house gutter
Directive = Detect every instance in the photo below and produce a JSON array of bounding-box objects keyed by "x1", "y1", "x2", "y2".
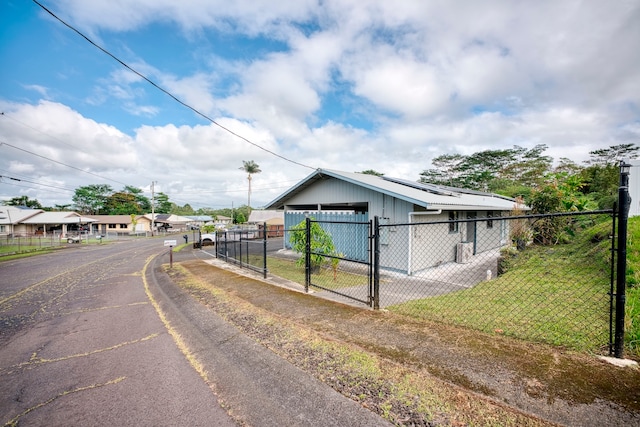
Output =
[{"x1": 407, "y1": 210, "x2": 442, "y2": 276}]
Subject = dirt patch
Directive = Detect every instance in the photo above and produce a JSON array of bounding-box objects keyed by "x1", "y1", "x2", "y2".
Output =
[{"x1": 169, "y1": 257, "x2": 640, "y2": 426}]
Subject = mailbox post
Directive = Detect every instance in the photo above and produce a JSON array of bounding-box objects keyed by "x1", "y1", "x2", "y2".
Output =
[{"x1": 164, "y1": 239, "x2": 177, "y2": 268}]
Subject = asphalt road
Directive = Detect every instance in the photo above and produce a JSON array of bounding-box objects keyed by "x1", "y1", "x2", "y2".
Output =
[{"x1": 0, "y1": 238, "x2": 390, "y2": 426}]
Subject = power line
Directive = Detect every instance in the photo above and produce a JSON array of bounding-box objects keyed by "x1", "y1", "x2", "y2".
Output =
[
  {"x1": 1, "y1": 113, "x2": 157, "y2": 183},
  {"x1": 32, "y1": 0, "x2": 316, "y2": 171},
  {"x1": 0, "y1": 140, "x2": 131, "y2": 187},
  {"x1": 0, "y1": 178, "x2": 73, "y2": 197},
  {"x1": 0, "y1": 174, "x2": 75, "y2": 193}
]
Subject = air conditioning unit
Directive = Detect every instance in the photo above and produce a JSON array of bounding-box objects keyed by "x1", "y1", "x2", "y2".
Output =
[{"x1": 456, "y1": 242, "x2": 474, "y2": 264}]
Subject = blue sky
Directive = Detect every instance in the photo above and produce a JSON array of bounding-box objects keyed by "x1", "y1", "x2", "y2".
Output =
[{"x1": 1, "y1": 0, "x2": 639, "y2": 210}]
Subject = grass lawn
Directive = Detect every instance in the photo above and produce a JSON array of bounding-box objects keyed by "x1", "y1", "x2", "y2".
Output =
[
  {"x1": 389, "y1": 242, "x2": 611, "y2": 351},
  {"x1": 263, "y1": 256, "x2": 370, "y2": 292},
  {"x1": 387, "y1": 216, "x2": 640, "y2": 357}
]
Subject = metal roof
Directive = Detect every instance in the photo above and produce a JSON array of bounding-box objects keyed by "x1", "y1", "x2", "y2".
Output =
[
  {"x1": 265, "y1": 169, "x2": 520, "y2": 211},
  {"x1": 21, "y1": 211, "x2": 97, "y2": 224},
  {"x1": 0, "y1": 207, "x2": 44, "y2": 224}
]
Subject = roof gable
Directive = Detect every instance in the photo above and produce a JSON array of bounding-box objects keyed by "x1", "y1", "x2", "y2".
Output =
[{"x1": 0, "y1": 207, "x2": 44, "y2": 224}]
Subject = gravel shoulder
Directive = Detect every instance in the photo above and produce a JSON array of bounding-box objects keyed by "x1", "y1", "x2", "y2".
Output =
[{"x1": 168, "y1": 248, "x2": 640, "y2": 426}]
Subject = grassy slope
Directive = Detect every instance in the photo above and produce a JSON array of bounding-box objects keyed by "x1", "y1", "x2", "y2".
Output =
[{"x1": 625, "y1": 217, "x2": 640, "y2": 355}]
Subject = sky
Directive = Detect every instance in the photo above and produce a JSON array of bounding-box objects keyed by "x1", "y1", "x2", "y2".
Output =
[{"x1": 1, "y1": 0, "x2": 639, "y2": 211}]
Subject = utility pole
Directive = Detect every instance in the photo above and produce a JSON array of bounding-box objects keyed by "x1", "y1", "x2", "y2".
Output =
[{"x1": 151, "y1": 181, "x2": 156, "y2": 237}]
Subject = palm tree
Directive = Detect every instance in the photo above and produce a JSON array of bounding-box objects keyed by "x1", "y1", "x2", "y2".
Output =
[{"x1": 240, "y1": 160, "x2": 262, "y2": 210}]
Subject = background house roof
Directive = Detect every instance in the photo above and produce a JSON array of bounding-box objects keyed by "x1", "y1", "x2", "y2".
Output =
[
  {"x1": 248, "y1": 210, "x2": 284, "y2": 223},
  {"x1": 0, "y1": 207, "x2": 44, "y2": 224},
  {"x1": 265, "y1": 169, "x2": 521, "y2": 211},
  {"x1": 21, "y1": 212, "x2": 97, "y2": 224}
]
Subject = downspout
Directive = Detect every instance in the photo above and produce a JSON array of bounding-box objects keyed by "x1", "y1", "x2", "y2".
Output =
[{"x1": 407, "y1": 210, "x2": 442, "y2": 276}]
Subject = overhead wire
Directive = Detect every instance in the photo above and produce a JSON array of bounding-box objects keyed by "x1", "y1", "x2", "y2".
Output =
[
  {"x1": 1, "y1": 113, "x2": 157, "y2": 184},
  {"x1": 32, "y1": 0, "x2": 316, "y2": 171},
  {"x1": 0, "y1": 173, "x2": 75, "y2": 193},
  {"x1": 0, "y1": 140, "x2": 131, "y2": 187}
]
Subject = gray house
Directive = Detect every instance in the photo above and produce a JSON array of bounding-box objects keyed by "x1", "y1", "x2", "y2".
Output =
[{"x1": 265, "y1": 169, "x2": 522, "y2": 274}]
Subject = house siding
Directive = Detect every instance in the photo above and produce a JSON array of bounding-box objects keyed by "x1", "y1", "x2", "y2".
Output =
[{"x1": 271, "y1": 171, "x2": 518, "y2": 275}]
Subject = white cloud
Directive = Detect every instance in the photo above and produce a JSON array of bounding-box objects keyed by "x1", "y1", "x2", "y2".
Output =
[{"x1": 2, "y1": 0, "x2": 638, "y2": 209}]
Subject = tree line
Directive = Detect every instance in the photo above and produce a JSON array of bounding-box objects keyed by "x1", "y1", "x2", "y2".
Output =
[
  {"x1": 2, "y1": 184, "x2": 252, "y2": 223},
  {"x1": 418, "y1": 143, "x2": 639, "y2": 213}
]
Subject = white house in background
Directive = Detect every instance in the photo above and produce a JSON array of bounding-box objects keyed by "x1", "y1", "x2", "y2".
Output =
[
  {"x1": 86, "y1": 215, "x2": 153, "y2": 235},
  {"x1": 20, "y1": 211, "x2": 97, "y2": 237},
  {"x1": 265, "y1": 169, "x2": 523, "y2": 274},
  {"x1": 0, "y1": 206, "x2": 43, "y2": 236},
  {"x1": 142, "y1": 213, "x2": 192, "y2": 231}
]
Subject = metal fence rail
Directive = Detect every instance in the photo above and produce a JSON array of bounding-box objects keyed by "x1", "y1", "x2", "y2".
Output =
[
  {"x1": 0, "y1": 235, "x2": 65, "y2": 255},
  {"x1": 214, "y1": 228, "x2": 268, "y2": 278}
]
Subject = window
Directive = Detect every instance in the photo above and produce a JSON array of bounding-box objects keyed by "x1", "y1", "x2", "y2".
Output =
[
  {"x1": 448, "y1": 211, "x2": 459, "y2": 233},
  {"x1": 0, "y1": 225, "x2": 5, "y2": 233},
  {"x1": 487, "y1": 211, "x2": 494, "y2": 229},
  {"x1": 119, "y1": 224, "x2": 128, "y2": 229},
  {"x1": 108, "y1": 224, "x2": 116, "y2": 229}
]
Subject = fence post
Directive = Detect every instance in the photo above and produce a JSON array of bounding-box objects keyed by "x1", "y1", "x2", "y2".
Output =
[
  {"x1": 305, "y1": 217, "x2": 311, "y2": 293},
  {"x1": 263, "y1": 222, "x2": 267, "y2": 279},
  {"x1": 373, "y1": 216, "x2": 380, "y2": 310},
  {"x1": 614, "y1": 160, "x2": 631, "y2": 358}
]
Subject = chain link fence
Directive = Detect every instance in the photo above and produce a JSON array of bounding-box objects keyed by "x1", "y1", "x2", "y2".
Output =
[
  {"x1": 288, "y1": 212, "x2": 614, "y2": 353},
  {"x1": 379, "y1": 212, "x2": 614, "y2": 353},
  {"x1": 207, "y1": 211, "x2": 619, "y2": 354}
]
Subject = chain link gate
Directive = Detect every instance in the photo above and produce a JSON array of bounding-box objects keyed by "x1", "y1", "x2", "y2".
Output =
[{"x1": 303, "y1": 217, "x2": 376, "y2": 307}]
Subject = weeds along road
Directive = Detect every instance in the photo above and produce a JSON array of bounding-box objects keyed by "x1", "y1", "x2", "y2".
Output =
[{"x1": 0, "y1": 238, "x2": 391, "y2": 427}]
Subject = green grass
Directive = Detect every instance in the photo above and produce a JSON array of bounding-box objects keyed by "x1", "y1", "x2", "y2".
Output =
[
  {"x1": 385, "y1": 216, "x2": 640, "y2": 356},
  {"x1": 263, "y1": 256, "x2": 370, "y2": 292},
  {"x1": 389, "y1": 243, "x2": 610, "y2": 351},
  {"x1": 625, "y1": 218, "x2": 640, "y2": 355}
]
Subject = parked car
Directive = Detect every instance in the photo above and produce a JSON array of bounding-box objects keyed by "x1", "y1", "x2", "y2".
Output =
[
  {"x1": 67, "y1": 235, "x2": 81, "y2": 243},
  {"x1": 200, "y1": 233, "x2": 216, "y2": 246}
]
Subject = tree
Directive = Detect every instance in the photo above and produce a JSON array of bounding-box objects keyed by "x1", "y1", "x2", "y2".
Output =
[
  {"x1": 360, "y1": 170, "x2": 384, "y2": 176},
  {"x1": 105, "y1": 191, "x2": 139, "y2": 214},
  {"x1": 53, "y1": 204, "x2": 72, "y2": 212},
  {"x1": 170, "y1": 203, "x2": 195, "y2": 216},
  {"x1": 154, "y1": 192, "x2": 172, "y2": 214},
  {"x1": 3, "y1": 196, "x2": 42, "y2": 209},
  {"x1": 240, "y1": 160, "x2": 261, "y2": 210},
  {"x1": 585, "y1": 143, "x2": 639, "y2": 166},
  {"x1": 72, "y1": 184, "x2": 113, "y2": 214},
  {"x1": 289, "y1": 217, "x2": 336, "y2": 270},
  {"x1": 579, "y1": 144, "x2": 640, "y2": 209},
  {"x1": 124, "y1": 185, "x2": 151, "y2": 213},
  {"x1": 419, "y1": 145, "x2": 552, "y2": 193}
]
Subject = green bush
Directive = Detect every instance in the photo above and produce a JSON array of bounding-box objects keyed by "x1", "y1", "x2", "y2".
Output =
[{"x1": 289, "y1": 218, "x2": 336, "y2": 270}]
